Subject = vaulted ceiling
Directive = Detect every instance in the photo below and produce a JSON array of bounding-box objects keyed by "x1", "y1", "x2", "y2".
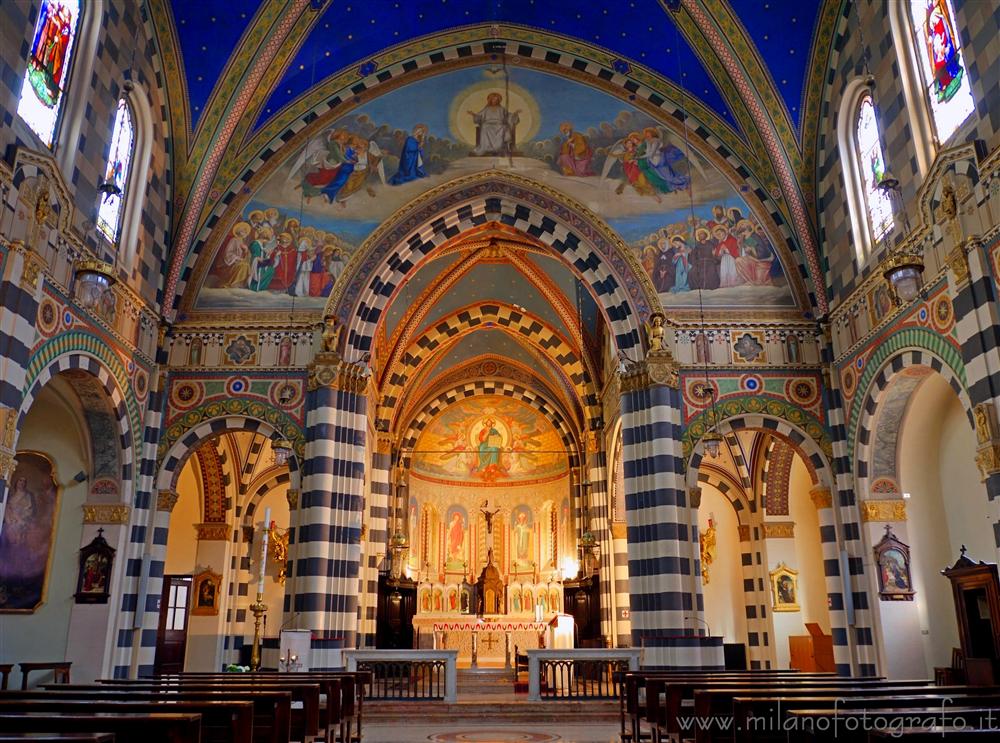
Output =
[{"x1": 150, "y1": 0, "x2": 841, "y2": 318}]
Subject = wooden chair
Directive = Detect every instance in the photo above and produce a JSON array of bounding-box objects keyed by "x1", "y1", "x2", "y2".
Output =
[{"x1": 935, "y1": 647, "x2": 967, "y2": 685}]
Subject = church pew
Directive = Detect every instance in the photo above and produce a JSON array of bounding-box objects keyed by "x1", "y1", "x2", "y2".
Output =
[
  {"x1": 18, "y1": 663, "x2": 71, "y2": 690},
  {"x1": 869, "y1": 728, "x2": 1000, "y2": 740},
  {"x1": 621, "y1": 671, "x2": 834, "y2": 742},
  {"x1": 787, "y1": 706, "x2": 1000, "y2": 743},
  {"x1": 0, "y1": 699, "x2": 252, "y2": 743},
  {"x1": 0, "y1": 736, "x2": 115, "y2": 742},
  {"x1": 17, "y1": 688, "x2": 291, "y2": 743},
  {"x1": 642, "y1": 677, "x2": 918, "y2": 743},
  {"x1": 0, "y1": 712, "x2": 202, "y2": 743},
  {"x1": 729, "y1": 690, "x2": 1000, "y2": 743},
  {"x1": 0, "y1": 664, "x2": 13, "y2": 690},
  {"x1": 143, "y1": 675, "x2": 331, "y2": 742},
  {"x1": 96, "y1": 680, "x2": 317, "y2": 743},
  {"x1": 166, "y1": 670, "x2": 368, "y2": 743},
  {"x1": 658, "y1": 679, "x2": 934, "y2": 742}
]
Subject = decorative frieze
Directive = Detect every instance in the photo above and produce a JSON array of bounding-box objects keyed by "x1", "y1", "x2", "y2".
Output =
[
  {"x1": 860, "y1": 499, "x2": 907, "y2": 523},
  {"x1": 763, "y1": 521, "x2": 795, "y2": 539},
  {"x1": 82, "y1": 504, "x2": 131, "y2": 524},
  {"x1": 195, "y1": 523, "x2": 230, "y2": 541}
]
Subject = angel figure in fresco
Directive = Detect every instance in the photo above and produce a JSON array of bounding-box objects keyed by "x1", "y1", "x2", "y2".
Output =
[
  {"x1": 603, "y1": 133, "x2": 661, "y2": 202},
  {"x1": 637, "y1": 127, "x2": 691, "y2": 193},
  {"x1": 330, "y1": 136, "x2": 386, "y2": 204}
]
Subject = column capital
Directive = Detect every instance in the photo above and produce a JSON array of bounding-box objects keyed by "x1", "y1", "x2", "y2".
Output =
[
  {"x1": 4, "y1": 239, "x2": 46, "y2": 292},
  {"x1": 307, "y1": 352, "x2": 367, "y2": 393},
  {"x1": 809, "y1": 485, "x2": 832, "y2": 509},
  {"x1": 974, "y1": 402, "x2": 1000, "y2": 481},
  {"x1": 375, "y1": 433, "x2": 393, "y2": 453},
  {"x1": 620, "y1": 350, "x2": 679, "y2": 391},
  {"x1": 157, "y1": 489, "x2": 180, "y2": 512},
  {"x1": 286, "y1": 488, "x2": 299, "y2": 510},
  {"x1": 0, "y1": 451, "x2": 16, "y2": 480},
  {"x1": 0, "y1": 407, "x2": 17, "y2": 479},
  {"x1": 688, "y1": 487, "x2": 702, "y2": 509}
]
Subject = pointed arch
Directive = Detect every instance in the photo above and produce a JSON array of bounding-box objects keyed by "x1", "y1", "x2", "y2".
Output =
[{"x1": 327, "y1": 172, "x2": 661, "y2": 359}]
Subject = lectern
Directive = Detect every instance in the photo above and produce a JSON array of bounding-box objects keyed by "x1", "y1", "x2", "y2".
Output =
[{"x1": 941, "y1": 547, "x2": 1000, "y2": 685}]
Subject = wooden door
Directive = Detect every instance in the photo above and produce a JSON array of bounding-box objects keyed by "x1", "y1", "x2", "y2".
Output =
[{"x1": 153, "y1": 575, "x2": 192, "y2": 675}]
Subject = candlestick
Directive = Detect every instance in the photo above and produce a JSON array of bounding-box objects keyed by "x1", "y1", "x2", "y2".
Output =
[
  {"x1": 249, "y1": 590, "x2": 267, "y2": 671},
  {"x1": 258, "y1": 507, "x2": 271, "y2": 593}
]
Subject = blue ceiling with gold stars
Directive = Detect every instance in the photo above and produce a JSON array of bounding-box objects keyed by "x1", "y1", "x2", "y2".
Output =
[{"x1": 170, "y1": 0, "x2": 823, "y2": 133}]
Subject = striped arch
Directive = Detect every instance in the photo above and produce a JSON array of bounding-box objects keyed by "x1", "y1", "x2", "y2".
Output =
[
  {"x1": 846, "y1": 328, "x2": 968, "y2": 453},
  {"x1": 383, "y1": 302, "x2": 599, "y2": 426},
  {"x1": 157, "y1": 416, "x2": 301, "y2": 493},
  {"x1": 853, "y1": 347, "x2": 972, "y2": 501},
  {"x1": 686, "y1": 414, "x2": 834, "y2": 491},
  {"x1": 696, "y1": 465, "x2": 753, "y2": 517},
  {"x1": 16, "y1": 350, "x2": 136, "y2": 503},
  {"x1": 398, "y1": 380, "x2": 581, "y2": 473},
  {"x1": 328, "y1": 172, "x2": 660, "y2": 359}
]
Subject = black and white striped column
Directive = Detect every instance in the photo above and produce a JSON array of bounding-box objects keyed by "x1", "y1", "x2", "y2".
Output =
[
  {"x1": 620, "y1": 355, "x2": 720, "y2": 668},
  {"x1": 294, "y1": 357, "x2": 368, "y2": 667}
]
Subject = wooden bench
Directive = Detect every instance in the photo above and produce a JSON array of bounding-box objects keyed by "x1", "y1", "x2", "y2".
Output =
[
  {"x1": 788, "y1": 705, "x2": 1000, "y2": 742},
  {"x1": 0, "y1": 699, "x2": 251, "y2": 743},
  {"x1": 23, "y1": 687, "x2": 290, "y2": 743},
  {"x1": 18, "y1": 663, "x2": 71, "y2": 690},
  {"x1": 726, "y1": 688, "x2": 1000, "y2": 743},
  {"x1": 622, "y1": 671, "x2": 836, "y2": 742},
  {"x1": 166, "y1": 670, "x2": 369, "y2": 742},
  {"x1": 0, "y1": 712, "x2": 201, "y2": 743},
  {"x1": 0, "y1": 736, "x2": 115, "y2": 742}
]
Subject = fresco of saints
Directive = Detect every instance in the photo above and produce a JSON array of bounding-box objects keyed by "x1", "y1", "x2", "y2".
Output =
[
  {"x1": 248, "y1": 226, "x2": 277, "y2": 291},
  {"x1": 214, "y1": 222, "x2": 252, "y2": 288},
  {"x1": 556, "y1": 122, "x2": 593, "y2": 176},
  {"x1": 605, "y1": 133, "x2": 661, "y2": 203},
  {"x1": 330, "y1": 136, "x2": 386, "y2": 204},
  {"x1": 389, "y1": 124, "x2": 429, "y2": 185},
  {"x1": 447, "y1": 511, "x2": 465, "y2": 563},
  {"x1": 513, "y1": 510, "x2": 532, "y2": 565},
  {"x1": 468, "y1": 93, "x2": 520, "y2": 156}
]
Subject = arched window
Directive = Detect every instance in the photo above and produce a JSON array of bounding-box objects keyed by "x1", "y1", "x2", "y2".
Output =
[
  {"x1": 855, "y1": 96, "x2": 894, "y2": 244},
  {"x1": 97, "y1": 99, "x2": 135, "y2": 243},
  {"x1": 907, "y1": 0, "x2": 975, "y2": 144},
  {"x1": 16, "y1": 0, "x2": 82, "y2": 147}
]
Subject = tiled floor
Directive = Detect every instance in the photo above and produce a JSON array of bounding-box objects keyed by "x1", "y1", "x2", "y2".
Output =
[{"x1": 361, "y1": 723, "x2": 623, "y2": 742}]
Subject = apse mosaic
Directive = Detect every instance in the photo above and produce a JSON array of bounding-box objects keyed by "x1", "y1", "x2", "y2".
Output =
[
  {"x1": 198, "y1": 66, "x2": 793, "y2": 310},
  {"x1": 410, "y1": 395, "x2": 568, "y2": 486}
]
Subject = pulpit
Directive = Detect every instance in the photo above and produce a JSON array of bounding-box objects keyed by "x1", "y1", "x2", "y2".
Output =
[{"x1": 941, "y1": 547, "x2": 1000, "y2": 685}]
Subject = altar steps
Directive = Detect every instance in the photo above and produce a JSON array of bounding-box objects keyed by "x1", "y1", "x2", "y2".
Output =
[
  {"x1": 364, "y1": 669, "x2": 620, "y2": 723},
  {"x1": 364, "y1": 699, "x2": 620, "y2": 723}
]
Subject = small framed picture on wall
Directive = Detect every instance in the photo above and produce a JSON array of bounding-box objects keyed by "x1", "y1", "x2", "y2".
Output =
[
  {"x1": 192, "y1": 569, "x2": 222, "y2": 616},
  {"x1": 75, "y1": 529, "x2": 116, "y2": 604},
  {"x1": 770, "y1": 562, "x2": 800, "y2": 612}
]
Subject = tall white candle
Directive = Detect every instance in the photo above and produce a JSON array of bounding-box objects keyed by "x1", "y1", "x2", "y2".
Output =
[{"x1": 258, "y1": 507, "x2": 271, "y2": 594}]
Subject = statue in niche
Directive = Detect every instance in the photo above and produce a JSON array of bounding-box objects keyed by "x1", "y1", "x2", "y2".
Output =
[
  {"x1": 321, "y1": 315, "x2": 342, "y2": 354},
  {"x1": 645, "y1": 312, "x2": 666, "y2": 353},
  {"x1": 694, "y1": 332, "x2": 710, "y2": 364}
]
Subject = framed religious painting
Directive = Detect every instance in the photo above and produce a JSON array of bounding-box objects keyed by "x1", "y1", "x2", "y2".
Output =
[
  {"x1": 770, "y1": 562, "x2": 800, "y2": 612},
  {"x1": 192, "y1": 569, "x2": 222, "y2": 616},
  {"x1": 75, "y1": 528, "x2": 116, "y2": 604},
  {"x1": 0, "y1": 452, "x2": 60, "y2": 613},
  {"x1": 874, "y1": 525, "x2": 915, "y2": 601}
]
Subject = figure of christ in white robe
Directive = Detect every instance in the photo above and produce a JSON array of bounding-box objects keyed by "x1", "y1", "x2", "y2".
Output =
[{"x1": 469, "y1": 93, "x2": 520, "y2": 156}]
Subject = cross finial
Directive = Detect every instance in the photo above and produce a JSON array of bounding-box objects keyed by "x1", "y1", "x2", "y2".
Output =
[
  {"x1": 960, "y1": 544, "x2": 968, "y2": 558},
  {"x1": 97, "y1": 527, "x2": 105, "y2": 538}
]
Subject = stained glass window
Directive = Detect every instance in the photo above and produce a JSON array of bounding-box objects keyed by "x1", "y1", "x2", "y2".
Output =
[
  {"x1": 97, "y1": 99, "x2": 135, "y2": 242},
  {"x1": 855, "y1": 96, "x2": 894, "y2": 243},
  {"x1": 16, "y1": 0, "x2": 81, "y2": 147},
  {"x1": 910, "y1": 0, "x2": 975, "y2": 143}
]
